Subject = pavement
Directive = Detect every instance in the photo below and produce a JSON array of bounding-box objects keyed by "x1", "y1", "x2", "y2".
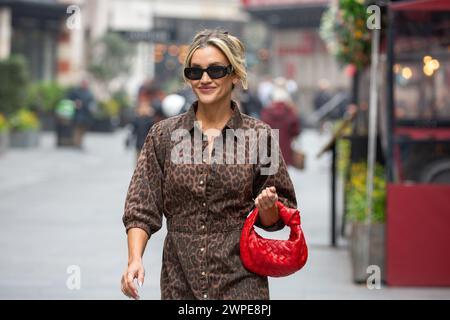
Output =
[{"x1": 0, "y1": 128, "x2": 449, "y2": 300}]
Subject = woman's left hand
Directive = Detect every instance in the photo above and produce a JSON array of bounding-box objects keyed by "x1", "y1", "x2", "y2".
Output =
[
  {"x1": 255, "y1": 186, "x2": 278, "y2": 211},
  {"x1": 255, "y1": 186, "x2": 279, "y2": 226}
]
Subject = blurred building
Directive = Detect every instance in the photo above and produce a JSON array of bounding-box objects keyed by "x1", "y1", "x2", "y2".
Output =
[
  {"x1": 242, "y1": 0, "x2": 351, "y2": 114},
  {"x1": 0, "y1": 0, "x2": 69, "y2": 81},
  {"x1": 0, "y1": 0, "x2": 248, "y2": 96}
]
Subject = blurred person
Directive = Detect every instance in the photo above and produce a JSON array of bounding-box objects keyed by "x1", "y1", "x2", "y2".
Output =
[
  {"x1": 257, "y1": 75, "x2": 274, "y2": 108},
  {"x1": 137, "y1": 79, "x2": 165, "y2": 122},
  {"x1": 286, "y1": 77, "x2": 299, "y2": 103},
  {"x1": 260, "y1": 85, "x2": 301, "y2": 167},
  {"x1": 129, "y1": 103, "x2": 157, "y2": 164},
  {"x1": 313, "y1": 78, "x2": 332, "y2": 112},
  {"x1": 237, "y1": 87, "x2": 263, "y2": 119},
  {"x1": 121, "y1": 29, "x2": 299, "y2": 300},
  {"x1": 68, "y1": 79, "x2": 95, "y2": 149}
]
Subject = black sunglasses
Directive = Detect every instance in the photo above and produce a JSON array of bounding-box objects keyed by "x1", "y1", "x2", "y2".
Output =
[{"x1": 184, "y1": 65, "x2": 233, "y2": 80}]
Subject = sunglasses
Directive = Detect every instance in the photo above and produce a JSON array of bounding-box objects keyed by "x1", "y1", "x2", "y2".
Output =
[{"x1": 184, "y1": 65, "x2": 233, "y2": 80}]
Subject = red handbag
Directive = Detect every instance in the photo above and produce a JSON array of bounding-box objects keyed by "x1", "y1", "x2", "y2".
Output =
[{"x1": 240, "y1": 201, "x2": 308, "y2": 277}]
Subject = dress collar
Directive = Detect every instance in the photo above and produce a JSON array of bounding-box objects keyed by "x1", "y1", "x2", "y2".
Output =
[{"x1": 181, "y1": 100, "x2": 243, "y2": 132}]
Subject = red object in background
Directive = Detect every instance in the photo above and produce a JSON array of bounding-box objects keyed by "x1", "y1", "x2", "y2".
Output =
[
  {"x1": 285, "y1": 61, "x2": 296, "y2": 79},
  {"x1": 395, "y1": 128, "x2": 450, "y2": 141},
  {"x1": 58, "y1": 60, "x2": 70, "y2": 73},
  {"x1": 345, "y1": 64, "x2": 357, "y2": 77},
  {"x1": 390, "y1": 0, "x2": 450, "y2": 11},
  {"x1": 386, "y1": 184, "x2": 450, "y2": 286},
  {"x1": 260, "y1": 102, "x2": 300, "y2": 166}
]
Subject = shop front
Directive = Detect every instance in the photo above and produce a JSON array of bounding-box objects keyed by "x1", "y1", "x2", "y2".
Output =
[{"x1": 383, "y1": 0, "x2": 450, "y2": 286}]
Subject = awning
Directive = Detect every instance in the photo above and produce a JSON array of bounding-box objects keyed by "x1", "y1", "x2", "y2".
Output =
[
  {"x1": 242, "y1": 0, "x2": 329, "y2": 29},
  {"x1": 390, "y1": 0, "x2": 450, "y2": 11},
  {"x1": 0, "y1": 0, "x2": 68, "y2": 20}
]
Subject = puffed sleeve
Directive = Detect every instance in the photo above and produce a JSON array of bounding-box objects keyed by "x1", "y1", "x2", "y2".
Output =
[
  {"x1": 252, "y1": 126, "x2": 298, "y2": 231},
  {"x1": 122, "y1": 123, "x2": 164, "y2": 238}
]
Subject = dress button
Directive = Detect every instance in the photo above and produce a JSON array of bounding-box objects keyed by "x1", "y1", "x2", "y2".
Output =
[
  {"x1": 200, "y1": 247, "x2": 205, "y2": 252},
  {"x1": 201, "y1": 225, "x2": 205, "y2": 229},
  {"x1": 202, "y1": 202, "x2": 206, "y2": 207},
  {"x1": 201, "y1": 271, "x2": 206, "y2": 276},
  {"x1": 203, "y1": 294, "x2": 208, "y2": 299},
  {"x1": 200, "y1": 180, "x2": 204, "y2": 185}
]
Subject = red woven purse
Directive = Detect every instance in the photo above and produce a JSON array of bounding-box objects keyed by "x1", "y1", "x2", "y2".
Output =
[{"x1": 240, "y1": 201, "x2": 308, "y2": 277}]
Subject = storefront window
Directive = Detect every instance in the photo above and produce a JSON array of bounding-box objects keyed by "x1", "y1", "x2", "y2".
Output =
[{"x1": 393, "y1": 11, "x2": 450, "y2": 123}]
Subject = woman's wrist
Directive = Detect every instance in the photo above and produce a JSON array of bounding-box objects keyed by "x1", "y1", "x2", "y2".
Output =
[
  {"x1": 128, "y1": 256, "x2": 142, "y2": 265},
  {"x1": 259, "y1": 204, "x2": 279, "y2": 227}
]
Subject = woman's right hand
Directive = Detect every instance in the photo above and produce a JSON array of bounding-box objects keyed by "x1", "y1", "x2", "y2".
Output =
[{"x1": 121, "y1": 259, "x2": 145, "y2": 300}]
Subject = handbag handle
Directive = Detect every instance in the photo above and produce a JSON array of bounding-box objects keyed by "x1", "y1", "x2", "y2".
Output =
[{"x1": 246, "y1": 201, "x2": 301, "y2": 239}]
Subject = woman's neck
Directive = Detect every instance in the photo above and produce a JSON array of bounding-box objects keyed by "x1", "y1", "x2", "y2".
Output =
[{"x1": 196, "y1": 98, "x2": 233, "y2": 131}]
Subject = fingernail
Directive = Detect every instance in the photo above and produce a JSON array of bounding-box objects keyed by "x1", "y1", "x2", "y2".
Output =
[{"x1": 138, "y1": 281, "x2": 143, "y2": 288}]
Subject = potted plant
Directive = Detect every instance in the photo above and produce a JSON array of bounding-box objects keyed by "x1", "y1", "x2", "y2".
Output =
[
  {"x1": 91, "y1": 98, "x2": 120, "y2": 133},
  {"x1": 25, "y1": 81, "x2": 67, "y2": 131},
  {"x1": 346, "y1": 162, "x2": 386, "y2": 283},
  {"x1": 0, "y1": 113, "x2": 9, "y2": 155},
  {"x1": 9, "y1": 109, "x2": 41, "y2": 148}
]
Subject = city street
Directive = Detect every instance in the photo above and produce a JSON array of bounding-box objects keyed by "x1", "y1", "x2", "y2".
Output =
[{"x1": 0, "y1": 128, "x2": 449, "y2": 299}]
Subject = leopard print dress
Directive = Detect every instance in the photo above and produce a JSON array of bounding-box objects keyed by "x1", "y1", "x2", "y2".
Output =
[{"x1": 123, "y1": 100, "x2": 298, "y2": 300}]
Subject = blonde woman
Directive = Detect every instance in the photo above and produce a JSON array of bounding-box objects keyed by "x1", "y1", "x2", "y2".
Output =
[{"x1": 121, "y1": 29, "x2": 298, "y2": 300}]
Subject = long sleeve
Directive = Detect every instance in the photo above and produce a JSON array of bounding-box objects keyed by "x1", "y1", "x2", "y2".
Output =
[
  {"x1": 122, "y1": 124, "x2": 164, "y2": 238},
  {"x1": 252, "y1": 126, "x2": 298, "y2": 231}
]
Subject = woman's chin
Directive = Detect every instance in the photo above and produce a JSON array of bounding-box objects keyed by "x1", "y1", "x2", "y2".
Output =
[{"x1": 198, "y1": 94, "x2": 218, "y2": 105}]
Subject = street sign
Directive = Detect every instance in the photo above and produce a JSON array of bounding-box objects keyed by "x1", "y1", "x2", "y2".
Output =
[{"x1": 119, "y1": 29, "x2": 174, "y2": 43}]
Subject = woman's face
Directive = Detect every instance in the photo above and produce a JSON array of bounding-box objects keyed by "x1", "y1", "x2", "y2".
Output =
[{"x1": 188, "y1": 45, "x2": 237, "y2": 106}]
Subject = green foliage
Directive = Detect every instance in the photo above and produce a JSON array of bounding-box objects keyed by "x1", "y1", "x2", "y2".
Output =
[
  {"x1": 26, "y1": 81, "x2": 67, "y2": 113},
  {"x1": 112, "y1": 90, "x2": 132, "y2": 110},
  {"x1": 88, "y1": 32, "x2": 135, "y2": 83},
  {"x1": 0, "y1": 55, "x2": 29, "y2": 116},
  {"x1": 96, "y1": 99, "x2": 120, "y2": 119},
  {"x1": 9, "y1": 109, "x2": 40, "y2": 132},
  {"x1": 320, "y1": 0, "x2": 372, "y2": 70},
  {"x1": 346, "y1": 162, "x2": 386, "y2": 223},
  {"x1": 0, "y1": 113, "x2": 9, "y2": 132}
]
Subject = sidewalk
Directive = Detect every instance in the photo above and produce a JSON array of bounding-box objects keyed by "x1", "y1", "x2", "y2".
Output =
[{"x1": 0, "y1": 129, "x2": 449, "y2": 299}]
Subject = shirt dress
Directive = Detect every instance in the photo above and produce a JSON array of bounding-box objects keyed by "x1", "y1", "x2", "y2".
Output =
[{"x1": 123, "y1": 100, "x2": 298, "y2": 300}]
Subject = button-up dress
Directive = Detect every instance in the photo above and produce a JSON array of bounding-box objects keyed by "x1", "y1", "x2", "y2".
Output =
[{"x1": 123, "y1": 100, "x2": 298, "y2": 300}]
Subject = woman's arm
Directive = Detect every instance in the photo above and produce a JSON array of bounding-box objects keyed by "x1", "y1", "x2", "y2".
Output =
[
  {"x1": 121, "y1": 123, "x2": 165, "y2": 299},
  {"x1": 252, "y1": 126, "x2": 297, "y2": 231},
  {"x1": 121, "y1": 228, "x2": 149, "y2": 300},
  {"x1": 127, "y1": 227, "x2": 149, "y2": 264}
]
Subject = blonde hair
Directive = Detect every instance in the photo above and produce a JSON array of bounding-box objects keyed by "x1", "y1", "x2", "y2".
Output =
[{"x1": 183, "y1": 29, "x2": 248, "y2": 90}]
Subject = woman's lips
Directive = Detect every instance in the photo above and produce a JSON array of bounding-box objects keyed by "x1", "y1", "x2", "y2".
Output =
[{"x1": 198, "y1": 87, "x2": 216, "y2": 94}]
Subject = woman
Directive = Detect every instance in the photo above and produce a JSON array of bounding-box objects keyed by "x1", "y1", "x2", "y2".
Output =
[{"x1": 121, "y1": 29, "x2": 299, "y2": 300}]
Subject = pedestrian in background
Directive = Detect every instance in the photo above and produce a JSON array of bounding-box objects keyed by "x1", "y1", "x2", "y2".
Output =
[
  {"x1": 137, "y1": 79, "x2": 165, "y2": 122},
  {"x1": 68, "y1": 79, "x2": 95, "y2": 149},
  {"x1": 261, "y1": 79, "x2": 301, "y2": 167},
  {"x1": 129, "y1": 102, "x2": 157, "y2": 164}
]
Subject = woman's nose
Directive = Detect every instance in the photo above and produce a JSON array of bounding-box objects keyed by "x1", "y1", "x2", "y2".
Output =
[{"x1": 200, "y1": 70, "x2": 212, "y2": 83}]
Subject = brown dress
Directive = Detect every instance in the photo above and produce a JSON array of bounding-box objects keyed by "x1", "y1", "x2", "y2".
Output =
[{"x1": 123, "y1": 100, "x2": 298, "y2": 300}]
